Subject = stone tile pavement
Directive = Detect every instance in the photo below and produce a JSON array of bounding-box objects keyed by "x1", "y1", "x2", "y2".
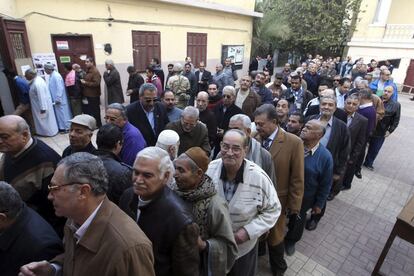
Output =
[{"x1": 38, "y1": 94, "x2": 414, "y2": 276}]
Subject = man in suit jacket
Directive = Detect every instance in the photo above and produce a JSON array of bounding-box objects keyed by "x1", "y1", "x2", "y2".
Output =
[
  {"x1": 254, "y1": 104, "x2": 304, "y2": 276},
  {"x1": 195, "y1": 61, "x2": 212, "y2": 92},
  {"x1": 304, "y1": 88, "x2": 347, "y2": 123},
  {"x1": 306, "y1": 95, "x2": 350, "y2": 230},
  {"x1": 20, "y1": 153, "x2": 155, "y2": 276},
  {"x1": 126, "y1": 83, "x2": 169, "y2": 146},
  {"x1": 213, "y1": 86, "x2": 243, "y2": 157},
  {"x1": 342, "y1": 95, "x2": 368, "y2": 190},
  {"x1": 0, "y1": 182, "x2": 63, "y2": 276}
]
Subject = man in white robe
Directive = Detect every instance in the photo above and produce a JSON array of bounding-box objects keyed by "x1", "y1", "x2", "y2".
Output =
[
  {"x1": 24, "y1": 69, "x2": 58, "y2": 137},
  {"x1": 44, "y1": 64, "x2": 72, "y2": 132}
]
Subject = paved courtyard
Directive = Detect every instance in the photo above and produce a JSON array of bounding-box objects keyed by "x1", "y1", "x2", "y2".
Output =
[{"x1": 39, "y1": 94, "x2": 414, "y2": 276}]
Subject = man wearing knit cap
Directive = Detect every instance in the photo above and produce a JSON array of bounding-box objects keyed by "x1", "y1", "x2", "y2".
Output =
[
  {"x1": 62, "y1": 114, "x2": 97, "y2": 157},
  {"x1": 156, "y1": 129, "x2": 180, "y2": 160},
  {"x1": 172, "y1": 147, "x2": 238, "y2": 276}
]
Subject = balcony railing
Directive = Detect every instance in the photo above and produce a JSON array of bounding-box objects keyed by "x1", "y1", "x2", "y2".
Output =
[{"x1": 383, "y1": 24, "x2": 414, "y2": 41}]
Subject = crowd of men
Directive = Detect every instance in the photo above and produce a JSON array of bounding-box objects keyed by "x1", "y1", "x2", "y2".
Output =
[{"x1": 0, "y1": 53, "x2": 401, "y2": 276}]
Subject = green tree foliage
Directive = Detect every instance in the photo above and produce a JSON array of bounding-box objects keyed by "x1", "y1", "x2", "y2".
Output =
[{"x1": 252, "y1": 0, "x2": 362, "y2": 57}]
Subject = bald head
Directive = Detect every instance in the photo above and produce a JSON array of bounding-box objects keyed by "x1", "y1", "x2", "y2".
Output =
[
  {"x1": 0, "y1": 115, "x2": 31, "y2": 155},
  {"x1": 196, "y1": 91, "x2": 209, "y2": 112},
  {"x1": 300, "y1": 119, "x2": 325, "y2": 144}
]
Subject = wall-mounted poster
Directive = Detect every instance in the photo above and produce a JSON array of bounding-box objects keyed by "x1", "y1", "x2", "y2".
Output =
[
  {"x1": 56, "y1": 40, "x2": 69, "y2": 50},
  {"x1": 221, "y1": 45, "x2": 244, "y2": 70},
  {"x1": 32, "y1": 53, "x2": 58, "y2": 80}
]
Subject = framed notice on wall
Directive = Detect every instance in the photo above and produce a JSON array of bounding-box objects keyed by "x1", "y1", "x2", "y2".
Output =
[{"x1": 221, "y1": 45, "x2": 244, "y2": 70}]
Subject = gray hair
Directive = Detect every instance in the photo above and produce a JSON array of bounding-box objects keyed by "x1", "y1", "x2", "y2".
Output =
[
  {"x1": 139, "y1": 83, "x2": 157, "y2": 96},
  {"x1": 105, "y1": 59, "x2": 114, "y2": 66},
  {"x1": 58, "y1": 152, "x2": 108, "y2": 195},
  {"x1": 16, "y1": 119, "x2": 30, "y2": 134},
  {"x1": 230, "y1": 114, "x2": 251, "y2": 129},
  {"x1": 320, "y1": 95, "x2": 337, "y2": 104},
  {"x1": 0, "y1": 181, "x2": 23, "y2": 219},
  {"x1": 136, "y1": 147, "x2": 175, "y2": 183},
  {"x1": 223, "y1": 85, "x2": 236, "y2": 96},
  {"x1": 224, "y1": 129, "x2": 248, "y2": 147},
  {"x1": 24, "y1": 68, "x2": 37, "y2": 77},
  {"x1": 182, "y1": 106, "x2": 199, "y2": 119},
  {"x1": 359, "y1": 80, "x2": 369, "y2": 88},
  {"x1": 107, "y1": 103, "x2": 127, "y2": 119}
]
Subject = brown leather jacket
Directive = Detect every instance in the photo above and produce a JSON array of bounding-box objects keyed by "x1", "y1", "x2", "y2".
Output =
[{"x1": 82, "y1": 66, "x2": 101, "y2": 97}]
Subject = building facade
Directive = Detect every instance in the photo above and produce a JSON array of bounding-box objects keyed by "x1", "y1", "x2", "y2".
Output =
[
  {"x1": 0, "y1": 0, "x2": 261, "y2": 113},
  {"x1": 346, "y1": 0, "x2": 414, "y2": 88}
]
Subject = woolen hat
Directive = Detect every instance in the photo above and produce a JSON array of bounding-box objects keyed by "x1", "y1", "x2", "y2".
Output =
[
  {"x1": 184, "y1": 147, "x2": 209, "y2": 173},
  {"x1": 69, "y1": 114, "x2": 97, "y2": 130}
]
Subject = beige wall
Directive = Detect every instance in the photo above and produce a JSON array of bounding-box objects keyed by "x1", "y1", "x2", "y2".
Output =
[
  {"x1": 387, "y1": 0, "x2": 414, "y2": 24},
  {"x1": 0, "y1": 0, "x2": 16, "y2": 18},
  {"x1": 3, "y1": 0, "x2": 254, "y2": 104}
]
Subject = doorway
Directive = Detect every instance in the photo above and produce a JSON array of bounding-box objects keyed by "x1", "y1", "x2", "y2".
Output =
[{"x1": 51, "y1": 35, "x2": 95, "y2": 74}]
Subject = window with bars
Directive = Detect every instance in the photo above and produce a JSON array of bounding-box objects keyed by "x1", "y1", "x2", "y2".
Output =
[
  {"x1": 9, "y1": 32, "x2": 27, "y2": 59},
  {"x1": 187, "y1": 33, "x2": 207, "y2": 68}
]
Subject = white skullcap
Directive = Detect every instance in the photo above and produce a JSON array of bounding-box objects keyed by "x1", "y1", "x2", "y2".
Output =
[{"x1": 157, "y1": 130, "x2": 179, "y2": 145}]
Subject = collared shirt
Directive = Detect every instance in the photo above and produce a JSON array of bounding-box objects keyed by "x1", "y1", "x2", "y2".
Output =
[
  {"x1": 14, "y1": 138, "x2": 33, "y2": 158},
  {"x1": 335, "y1": 88, "x2": 346, "y2": 109},
  {"x1": 347, "y1": 113, "x2": 355, "y2": 127},
  {"x1": 68, "y1": 200, "x2": 104, "y2": 243},
  {"x1": 263, "y1": 127, "x2": 278, "y2": 149},
  {"x1": 140, "y1": 102, "x2": 155, "y2": 132},
  {"x1": 220, "y1": 160, "x2": 245, "y2": 202},
  {"x1": 136, "y1": 197, "x2": 152, "y2": 222},
  {"x1": 304, "y1": 143, "x2": 320, "y2": 157},
  {"x1": 319, "y1": 116, "x2": 333, "y2": 147},
  {"x1": 359, "y1": 102, "x2": 373, "y2": 109}
]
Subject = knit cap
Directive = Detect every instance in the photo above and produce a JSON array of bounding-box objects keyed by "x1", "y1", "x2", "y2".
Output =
[{"x1": 184, "y1": 147, "x2": 210, "y2": 173}]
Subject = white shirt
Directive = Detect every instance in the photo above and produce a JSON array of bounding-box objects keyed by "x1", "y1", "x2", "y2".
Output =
[
  {"x1": 335, "y1": 88, "x2": 346, "y2": 109},
  {"x1": 235, "y1": 89, "x2": 249, "y2": 109}
]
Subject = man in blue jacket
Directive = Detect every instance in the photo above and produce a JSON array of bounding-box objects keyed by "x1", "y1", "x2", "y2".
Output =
[
  {"x1": 369, "y1": 69, "x2": 398, "y2": 102},
  {"x1": 284, "y1": 119, "x2": 333, "y2": 255}
]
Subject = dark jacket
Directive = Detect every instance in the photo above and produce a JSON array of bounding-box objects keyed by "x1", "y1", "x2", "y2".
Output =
[
  {"x1": 103, "y1": 67, "x2": 124, "y2": 104},
  {"x1": 281, "y1": 88, "x2": 314, "y2": 113},
  {"x1": 347, "y1": 112, "x2": 368, "y2": 162},
  {"x1": 199, "y1": 109, "x2": 217, "y2": 148},
  {"x1": 62, "y1": 142, "x2": 97, "y2": 158},
  {"x1": 248, "y1": 58, "x2": 258, "y2": 73},
  {"x1": 214, "y1": 103, "x2": 243, "y2": 132},
  {"x1": 126, "y1": 101, "x2": 169, "y2": 146},
  {"x1": 303, "y1": 72, "x2": 321, "y2": 96},
  {"x1": 127, "y1": 72, "x2": 145, "y2": 103},
  {"x1": 195, "y1": 70, "x2": 212, "y2": 92},
  {"x1": 166, "y1": 120, "x2": 211, "y2": 155},
  {"x1": 119, "y1": 187, "x2": 200, "y2": 276},
  {"x1": 95, "y1": 150, "x2": 132, "y2": 205},
  {"x1": 373, "y1": 99, "x2": 401, "y2": 137},
  {"x1": 0, "y1": 205, "x2": 63, "y2": 276},
  {"x1": 153, "y1": 65, "x2": 165, "y2": 90},
  {"x1": 82, "y1": 66, "x2": 101, "y2": 97},
  {"x1": 183, "y1": 71, "x2": 198, "y2": 97}
]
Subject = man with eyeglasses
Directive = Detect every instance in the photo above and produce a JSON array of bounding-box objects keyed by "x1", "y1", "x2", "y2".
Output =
[
  {"x1": 213, "y1": 86, "x2": 243, "y2": 157},
  {"x1": 332, "y1": 75, "x2": 341, "y2": 89},
  {"x1": 20, "y1": 152, "x2": 155, "y2": 276},
  {"x1": 206, "y1": 129, "x2": 281, "y2": 276},
  {"x1": 105, "y1": 103, "x2": 146, "y2": 166},
  {"x1": 369, "y1": 69, "x2": 398, "y2": 102},
  {"x1": 126, "y1": 83, "x2": 169, "y2": 146},
  {"x1": 0, "y1": 115, "x2": 62, "y2": 233},
  {"x1": 166, "y1": 106, "x2": 210, "y2": 156},
  {"x1": 62, "y1": 114, "x2": 97, "y2": 158}
]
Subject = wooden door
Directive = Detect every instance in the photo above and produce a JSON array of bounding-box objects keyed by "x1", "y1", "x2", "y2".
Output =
[
  {"x1": 187, "y1": 32, "x2": 207, "y2": 68},
  {"x1": 51, "y1": 35, "x2": 95, "y2": 74},
  {"x1": 132, "y1": 31, "x2": 161, "y2": 72}
]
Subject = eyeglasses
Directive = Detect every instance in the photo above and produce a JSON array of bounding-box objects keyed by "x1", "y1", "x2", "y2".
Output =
[
  {"x1": 48, "y1": 182, "x2": 80, "y2": 192},
  {"x1": 220, "y1": 142, "x2": 243, "y2": 154}
]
